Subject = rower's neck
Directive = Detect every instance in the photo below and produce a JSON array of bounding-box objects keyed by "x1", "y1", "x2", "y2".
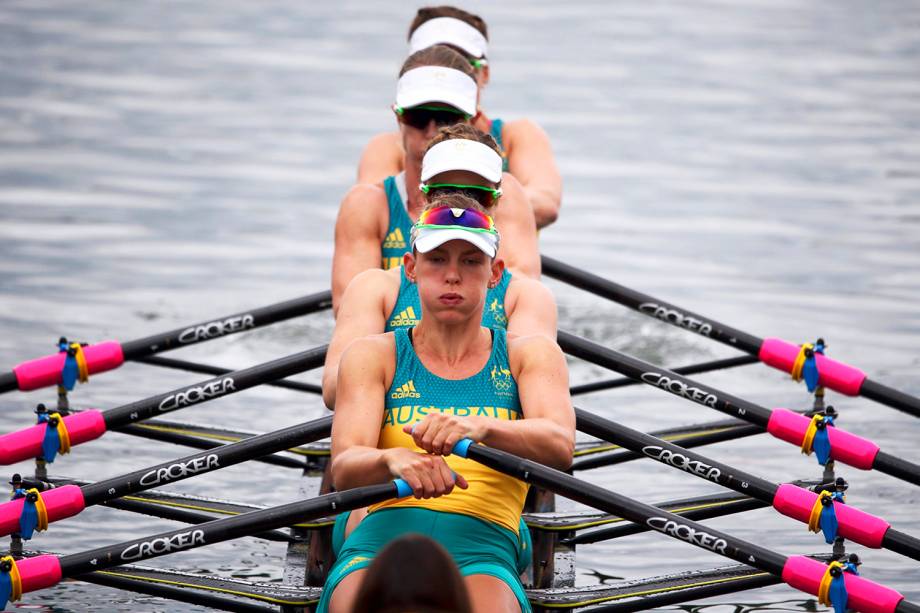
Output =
[
  {"x1": 412, "y1": 316, "x2": 490, "y2": 370},
  {"x1": 403, "y1": 158, "x2": 425, "y2": 220}
]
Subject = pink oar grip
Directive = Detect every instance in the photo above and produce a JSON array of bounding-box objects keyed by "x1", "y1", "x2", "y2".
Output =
[
  {"x1": 12, "y1": 341, "x2": 124, "y2": 391},
  {"x1": 766, "y1": 408, "x2": 880, "y2": 469},
  {"x1": 782, "y1": 555, "x2": 904, "y2": 613},
  {"x1": 14, "y1": 554, "x2": 63, "y2": 593},
  {"x1": 0, "y1": 485, "x2": 86, "y2": 537},
  {"x1": 772, "y1": 483, "x2": 890, "y2": 548},
  {"x1": 0, "y1": 411, "x2": 107, "y2": 465},
  {"x1": 759, "y1": 338, "x2": 866, "y2": 396}
]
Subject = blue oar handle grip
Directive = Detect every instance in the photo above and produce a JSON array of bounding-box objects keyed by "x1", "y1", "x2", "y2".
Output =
[
  {"x1": 452, "y1": 438, "x2": 473, "y2": 458},
  {"x1": 393, "y1": 478, "x2": 413, "y2": 498}
]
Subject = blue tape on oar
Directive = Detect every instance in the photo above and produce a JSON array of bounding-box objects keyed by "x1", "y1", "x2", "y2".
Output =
[
  {"x1": 60, "y1": 351, "x2": 78, "y2": 391},
  {"x1": 819, "y1": 499, "x2": 839, "y2": 544},
  {"x1": 803, "y1": 352, "x2": 820, "y2": 392},
  {"x1": 813, "y1": 417, "x2": 834, "y2": 465},
  {"x1": 393, "y1": 479, "x2": 413, "y2": 498},
  {"x1": 41, "y1": 422, "x2": 61, "y2": 463},
  {"x1": 829, "y1": 573, "x2": 847, "y2": 613},
  {"x1": 452, "y1": 438, "x2": 473, "y2": 458}
]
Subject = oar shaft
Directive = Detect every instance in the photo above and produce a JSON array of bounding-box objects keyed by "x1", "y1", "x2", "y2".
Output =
[
  {"x1": 0, "y1": 345, "x2": 328, "y2": 466},
  {"x1": 1, "y1": 290, "x2": 332, "y2": 394},
  {"x1": 82, "y1": 416, "x2": 333, "y2": 505},
  {"x1": 558, "y1": 330, "x2": 773, "y2": 427},
  {"x1": 574, "y1": 408, "x2": 778, "y2": 500},
  {"x1": 57, "y1": 482, "x2": 402, "y2": 575},
  {"x1": 570, "y1": 354, "x2": 759, "y2": 395},
  {"x1": 119, "y1": 291, "x2": 332, "y2": 360},
  {"x1": 136, "y1": 355, "x2": 322, "y2": 394},
  {"x1": 542, "y1": 255, "x2": 763, "y2": 352},
  {"x1": 103, "y1": 345, "x2": 328, "y2": 428},
  {"x1": 457, "y1": 441, "x2": 912, "y2": 613},
  {"x1": 860, "y1": 379, "x2": 920, "y2": 419}
]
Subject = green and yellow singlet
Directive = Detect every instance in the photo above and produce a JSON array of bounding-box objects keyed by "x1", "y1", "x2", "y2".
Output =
[
  {"x1": 381, "y1": 173, "x2": 413, "y2": 270},
  {"x1": 369, "y1": 327, "x2": 527, "y2": 533}
]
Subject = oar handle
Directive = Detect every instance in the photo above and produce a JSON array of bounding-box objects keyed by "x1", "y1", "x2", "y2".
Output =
[
  {"x1": 11, "y1": 342, "x2": 124, "y2": 392},
  {"x1": 0, "y1": 485, "x2": 85, "y2": 537},
  {"x1": 760, "y1": 338, "x2": 866, "y2": 395},
  {"x1": 783, "y1": 555, "x2": 905, "y2": 613},
  {"x1": 0, "y1": 411, "x2": 106, "y2": 465},
  {"x1": 451, "y1": 438, "x2": 473, "y2": 458}
]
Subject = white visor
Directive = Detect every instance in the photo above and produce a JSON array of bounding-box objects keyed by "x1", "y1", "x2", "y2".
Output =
[
  {"x1": 396, "y1": 66, "x2": 478, "y2": 117},
  {"x1": 421, "y1": 139, "x2": 503, "y2": 183},
  {"x1": 409, "y1": 17, "x2": 488, "y2": 59},
  {"x1": 412, "y1": 226, "x2": 499, "y2": 258}
]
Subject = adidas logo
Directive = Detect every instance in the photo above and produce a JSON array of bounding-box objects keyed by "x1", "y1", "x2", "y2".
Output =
[
  {"x1": 383, "y1": 228, "x2": 406, "y2": 249},
  {"x1": 391, "y1": 379, "x2": 421, "y2": 399},
  {"x1": 388, "y1": 306, "x2": 419, "y2": 328}
]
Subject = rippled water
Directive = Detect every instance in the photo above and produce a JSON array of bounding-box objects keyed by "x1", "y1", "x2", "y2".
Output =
[{"x1": 1, "y1": 0, "x2": 919, "y2": 610}]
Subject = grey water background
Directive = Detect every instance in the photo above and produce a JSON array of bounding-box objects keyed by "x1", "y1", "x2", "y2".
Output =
[{"x1": 1, "y1": 0, "x2": 919, "y2": 610}]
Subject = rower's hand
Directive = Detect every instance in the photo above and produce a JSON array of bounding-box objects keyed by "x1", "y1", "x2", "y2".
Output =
[
  {"x1": 384, "y1": 447, "x2": 468, "y2": 499},
  {"x1": 403, "y1": 414, "x2": 488, "y2": 456}
]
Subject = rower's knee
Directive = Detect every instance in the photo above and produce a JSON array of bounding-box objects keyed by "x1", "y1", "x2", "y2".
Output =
[{"x1": 465, "y1": 574, "x2": 521, "y2": 613}]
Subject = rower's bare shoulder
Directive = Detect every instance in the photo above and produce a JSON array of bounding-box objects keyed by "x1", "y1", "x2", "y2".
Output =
[
  {"x1": 507, "y1": 333, "x2": 562, "y2": 359},
  {"x1": 502, "y1": 118, "x2": 551, "y2": 151},
  {"x1": 357, "y1": 131, "x2": 404, "y2": 183},
  {"x1": 336, "y1": 183, "x2": 388, "y2": 237},
  {"x1": 347, "y1": 266, "x2": 401, "y2": 292}
]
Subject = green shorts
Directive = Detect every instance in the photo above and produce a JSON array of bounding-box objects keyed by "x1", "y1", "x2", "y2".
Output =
[
  {"x1": 319, "y1": 508, "x2": 531, "y2": 613},
  {"x1": 331, "y1": 509, "x2": 533, "y2": 575}
]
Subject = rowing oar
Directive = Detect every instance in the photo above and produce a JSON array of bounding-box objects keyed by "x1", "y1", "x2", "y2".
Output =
[
  {"x1": 0, "y1": 290, "x2": 332, "y2": 395},
  {"x1": 542, "y1": 255, "x2": 920, "y2": 418},
  {"x1": 451, "y1": 440, "x2": 919, "y2": 613},
  {"x1": 0, "y1": 345, "x2": 327, "y2": 466},
  {"x1": 570, "y1": 354, "x2": 759, "y2": 395},
  {"x1": 558, "y1": 330, "x2": 920, "y2": 487},
  {"x1": 573, "y1": 407, "x2": 920, "y2": 561},
  {"x1": 0, "y1": 479, "x2": 412, "y2": 609},
  {"x1": 0, "y1": 415, "x2": 332, "y2": 540}
]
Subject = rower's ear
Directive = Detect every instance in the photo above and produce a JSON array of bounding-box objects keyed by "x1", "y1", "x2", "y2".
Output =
[
  {"x1": 489, "y1": 256, "x2": 504, "y2": 288},
  {"x1": 404, "y1": 251, "x2": 417, "y2": 283}
]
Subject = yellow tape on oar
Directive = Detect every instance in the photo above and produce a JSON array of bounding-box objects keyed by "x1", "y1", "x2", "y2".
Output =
[
  {"x1": 790, "y1": 343, "x2": 814, "y2": 382},
  {"x1": 0, "y1": 555, "x2": 22, "y2": 602},
  {"x1": 69, "y1": 342, "x2": 89, "y2": 384},
  {"x1": 807, "y1": 491, "x2": 832, "y2": 533},
  {"x1": 818, "y1": 561, "x2": 845, "y2": 606},
  {"x1": 49, "y1": 412, "x2": 71, "y2": 455},
  {"x1": 800, "y1": 414, "x2": 824, "y2": 455},
  {"x1": 25, "y1": 488, "x2": 49, "y2": 532}
]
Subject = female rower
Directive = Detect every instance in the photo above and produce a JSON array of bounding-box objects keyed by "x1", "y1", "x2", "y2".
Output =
[
  {"x1": 319, "y1": 193, "x2": 575, "y2": 613},
  {"x1": 323, "y1": 123, "x2": 556, "y2": 410},
  {"x1": 331, "y1": 44, "x2": 540, "y2": 312},
  {"x1": 357, "y1": 6, "x2": 562, "y2": 228}
]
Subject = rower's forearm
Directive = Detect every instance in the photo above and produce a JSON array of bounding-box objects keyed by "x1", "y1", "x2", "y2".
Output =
[
  {"x1": 525, "y1": 186, "x2": 561, "y2": 229},
  {"x1": 480, "y1": 417, "x2": 574, "y2": 470},
  {"x1": 331, "y1": 446, "x2": 394, "y2": 490}
]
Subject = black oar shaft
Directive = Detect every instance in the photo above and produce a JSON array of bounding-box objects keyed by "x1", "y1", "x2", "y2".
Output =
[
  {"x1": 462, "y1": 443, "x2": 788, "y2": 574},
  {"x1": 570, "y1": 354, "x2": 759, "y2": 395},
  {"x1": 558, "y1": 330, "x2": 773, "y2": 427},
  {"x1": 59, "y1": 482, "x2": 398, "y2": 576},
  {"x1": 861, "y1": 379, "x2": 920, "y2": 419},
  {"x1": 119, "y1": 291, "x2": 332, "y2": 360},
  {"x1": 575, "y1": 408, "x2": 778, "y2": 501},
  {"x1": 136, "y1": 355, "x2": 322, "y2": 394},
  {"x1": 103, "y1": 345, "x2": 328, "y2": 428},
  {"x1": 542, "y1": 255, "x2": 763, "y2": 352},
  {"x1": 82, "y1": 416, "x2": 333, "y2": 506}
]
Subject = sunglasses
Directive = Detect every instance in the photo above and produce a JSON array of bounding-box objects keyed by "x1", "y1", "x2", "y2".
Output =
[
  {"x1": 420, "y1": 182, "x2": 502, "y2": 207},
  {"x1": 394, "y1": 105, "x2": 469, "y2": 130},
  {"x1": 416, "y1": 205, "x2": 496, "y2": 234}
]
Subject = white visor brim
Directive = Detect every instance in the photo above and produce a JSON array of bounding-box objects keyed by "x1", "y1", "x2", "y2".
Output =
[
  {"x1": 396, "y1": 66, "x2": 478, "y2": 117},
  {"x1": 409, "y1": 17, "x2": 488, "y2": 59},
  {"x1": 421, "y1": 139, "x2": 503, "y2": 183},
  {"x1": 412, "y1": 227, "x2": 498, "y2": 258}
]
